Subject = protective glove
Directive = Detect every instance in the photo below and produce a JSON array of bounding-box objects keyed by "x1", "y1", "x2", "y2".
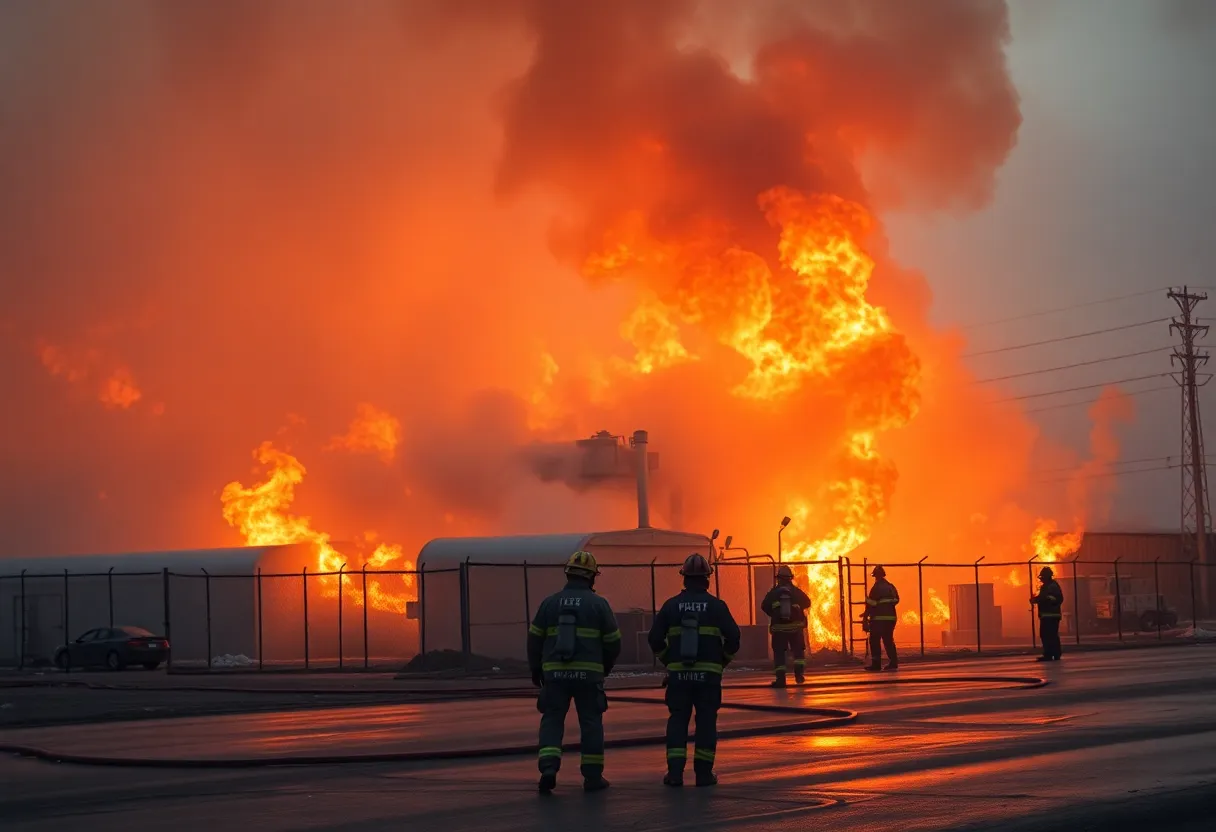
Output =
[{"x1": 531, "y1": 669, "x2": 542, "y2": 688}]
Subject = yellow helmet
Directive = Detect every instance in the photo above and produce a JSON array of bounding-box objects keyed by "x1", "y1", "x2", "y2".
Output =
[{"x1": 565, "y1": 550, "x2": 600, "y2": 578}]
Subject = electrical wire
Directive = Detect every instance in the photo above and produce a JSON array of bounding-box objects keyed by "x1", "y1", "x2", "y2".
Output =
[
  {"x1": 960, "y1": 286, "x2": 1170, "y2": 329},
  {"x1": 972, "y1": 346, "x2": 1174, "y2": 384},
  {"x1": 1030, "y1": 462, "x2": 1216, "y2": 486},
  {"x1": 991, "y1": 373, "x2": 1170, "y2": 403},
  {"x1": 1029, "y1": 455, "x2": 1182, "y2": 476},
  {"x1": 1026, "y1": 464, "x2": 1177, "y2": 484},
  {"x1": 963, "y1": 318, "x2": 1174, "y2": 358}
]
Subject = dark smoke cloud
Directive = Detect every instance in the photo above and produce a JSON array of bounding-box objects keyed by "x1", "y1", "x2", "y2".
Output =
[{"x1": 0, "y1": 1, "x2": 1024, "y2": 561}]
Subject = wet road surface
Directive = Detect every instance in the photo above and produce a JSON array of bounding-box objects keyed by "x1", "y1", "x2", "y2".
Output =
[{"x1": 2, "y1": 647, "x2": 1215, "y2": 830}]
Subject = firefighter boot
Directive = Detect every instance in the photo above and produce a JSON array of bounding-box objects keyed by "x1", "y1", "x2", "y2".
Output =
[
  {"x1": 538, "y1": 771, "x2": 557, "y2": 793},
  {"x1": 794, "y1": 660, "x2": 806, "y2": 685},
  {"x1": 771, "y1": 666, "x2": 787, "y2": 688},
  {"x1": 864, "y1": 662, "x2": 882, "y2": 672},
  {"x1": 694, "y1": 766, "x2": 718, "y2": 788},
  {"x1": 583, "y1": 776, "x2": 610, "y2": 792},
  {"x1": 663, "y1": 769, "x2": 684, "y2": 787}
]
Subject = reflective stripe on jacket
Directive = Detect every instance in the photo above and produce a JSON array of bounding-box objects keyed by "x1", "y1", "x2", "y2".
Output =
[
  {"x1": 761, "y1": 583, "x2": 811, "y2": 633},
  {"x1": 527, "y1": 581, "x2": 621, "y2": 682},
  {"x1": 1033, "y1": 579, "x2": 1064, "y2": 618},
  {"x1": 647, "y1": 588, "x2": 741, "y2": 682},
  {"x1": 866, "y1": 578, "x2": 900, "y2": 621}
]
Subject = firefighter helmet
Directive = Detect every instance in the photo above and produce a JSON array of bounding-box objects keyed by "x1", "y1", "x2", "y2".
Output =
[
  {"x1": 565, "y1": 550, "x2": 600, "y2": 578},
  {"x1": 776, "y1": 564, "x2": 794, "y2": 581},
  {"x1": 1039, "y1": 566, "x2": 1054, "y2": 580},
  {"x1": 680, "y1": 553, "x2": 713, "y2": 577},
  {"x1": 872, "y1": 565, "x2": 887, "y2": 578}
]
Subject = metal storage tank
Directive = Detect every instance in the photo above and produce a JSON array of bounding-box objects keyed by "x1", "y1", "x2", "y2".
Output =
[{"x1": 416, "y1": 527, "x2": 712, "y2": 664}]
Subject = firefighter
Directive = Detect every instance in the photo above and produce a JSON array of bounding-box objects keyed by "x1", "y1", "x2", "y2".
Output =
[
  {"x1": 648, "y1": 553, "x2": 741, "y2": 788},
  {"x1": 761, "y1": 564, "x2": 812, "y2": 687},
  {"x1": 527, "y1": 550, "x2": 622, "y2": 793},
  {"x1": 862, "y1": 565, "x2": 899, "y2": 671},
  {"x1": 1031, "y1": 565, "x2": 1065, "y2": 662}
]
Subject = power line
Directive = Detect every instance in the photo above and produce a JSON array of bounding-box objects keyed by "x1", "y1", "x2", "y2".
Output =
[
  {"x1": 992, "y1": 373, "x2": 1170, "y2": 403},
  {"x1": 1029, "y1": 455, "x2": 1182, "y2": 476},
  {"x1": 972, "y1": 346, "x2": 1173, "y2": 384},
  {"x1": 1023, "y1": 385, "x2": 1176, "y2": 414},
  {"x1": 964, "y1": 317, "x2": 1173, "y2": 358},
  {"x1": 961, "y1": 286, "x2": 1169, "y2": 329},
  {"x1": 1030, "y1": 463, "x2": 1189, "y2": 486}
]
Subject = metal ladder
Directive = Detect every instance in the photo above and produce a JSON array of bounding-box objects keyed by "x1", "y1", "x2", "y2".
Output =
[{"x1": 844, "y1": 557, "x2": 870, "y2": 658}]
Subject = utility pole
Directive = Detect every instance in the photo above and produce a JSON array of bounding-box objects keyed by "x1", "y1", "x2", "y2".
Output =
[{"x1": 1168, "y1": 286, "x2": 1212, "y2": 614}]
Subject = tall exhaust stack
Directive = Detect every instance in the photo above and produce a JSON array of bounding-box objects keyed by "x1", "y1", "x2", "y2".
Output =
[{"x1": 632, "y1": 429, "x2": 651, "y2": 528}]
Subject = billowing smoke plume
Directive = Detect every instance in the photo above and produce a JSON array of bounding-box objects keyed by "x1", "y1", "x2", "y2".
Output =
[{"x1": 3, "y1": 0, "x2": 1111, "y2": 594}]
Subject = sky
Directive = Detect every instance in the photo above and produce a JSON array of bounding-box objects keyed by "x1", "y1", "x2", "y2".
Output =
[
  {"x1": 1, "y1": 0, "x2": 1215, "y2": 564},
  {"x1": 886, "y1": 0, "x2": 1216, "y2": 532}
]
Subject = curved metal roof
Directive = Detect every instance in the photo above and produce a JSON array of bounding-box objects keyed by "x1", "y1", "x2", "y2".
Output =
[
  {"x1": 417, "y1": 528, "x2": 712, "y2": 568},
  {"x1": 418, "y1": 533, "x2": 595, "y2": 568},
  {"x1": 0, "y1": 545, "x2": 295, "y2": 577}
]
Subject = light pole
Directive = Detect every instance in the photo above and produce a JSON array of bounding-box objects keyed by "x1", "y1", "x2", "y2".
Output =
[{"x1": 777, "y1": 516, "x2": 791, "y2": 562}]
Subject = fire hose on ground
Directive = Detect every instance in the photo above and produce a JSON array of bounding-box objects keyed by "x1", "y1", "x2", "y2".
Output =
[{"x1": 0, "y1": 674, "x2": 1048, "y2": 769}]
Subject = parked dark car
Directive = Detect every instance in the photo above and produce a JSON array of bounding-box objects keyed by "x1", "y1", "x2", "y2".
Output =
[{"x1": 54, "y1": 626, "x2": 169, "y2": 671}]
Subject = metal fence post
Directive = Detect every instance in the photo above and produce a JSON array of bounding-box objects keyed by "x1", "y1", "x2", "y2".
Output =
[
  {"x1": 714, "y1": 559, "x2": 721, "y2": 599},
  {"x1": 1071, "y1": 557, "x2": 1081, "y2": 645},
  {"x1": 202, "y1": 568, "x2": 212, "y2": 669},
  {"x1": 107, "y1": 567, "x2": 115, "y2": 627},
  {"x1": 63, "y1": 570, "x2": 70, "y2": 675},
  {"x1": 338, "y1": 564, "x2": 346, "y2": 670},
  {"x1": 459, "y1": 559, "x2": 470, "y2": 659},
  {"x1": 18, "y1": 569, "x2": 25, "y2": 671},
  {"x1": 362, "y1": 564, "x2": 369, "y2": 670},
  {"x1": 1190, "y1": 560, "x2": 1199, "y2": 633},
  {"x1": 1154, "y1": 558, "x2": 1162, "y2": 640},
  {"x1": 256, "y1": 568, "x2": 264, "y2": 671},
  {"x1": 523, "y1": 560, "x2": 531, "y2": 635},
  {"x1": 974, "y1": 556, "x2": 985, "y2": 654},
  {"x1": 1114, "y1": 558, "x2": 1123, "y2": 642},
  {"x1": 650, "y1": 558, "x2": 658, "y2": 670},
  {"x1": 1028, "y1": 556, "x2": 1038, "y2": 651},
  {"x1": 162, "y1": 568, "x2": 172, "y2": 671},
  {"x1": 419, "y1": 565, "x2": 427, "y2": 657},
  {"x1": 302, "y1": 566, "x2": 310, "y2": 670},
  {"x1": 838, "y1": 558, "x2": 847, "y2": 655},
  {"x1": 917, "y1": 556, "x2": 926, "y2": 657},
  {"x1": 746, "y1": 558, "x2": 755, "y2": 627}
]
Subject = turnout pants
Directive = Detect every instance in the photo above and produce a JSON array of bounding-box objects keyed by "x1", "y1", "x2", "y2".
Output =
[
  {"x1": 771, "y1": 630, "x2": 807, "y2": 681},
  {"x1": 868, "y1": 620, "x2": 898, "y2": 667},
  {"x1": 537, "y1": 679, "x2": 607, "y2": 779},
  {"x1": 664, "y1": 679, "x2": 722, "y2": 775},
  {"x1": 1039, "y1": 616, "x2": 1062, "y2": 660}
]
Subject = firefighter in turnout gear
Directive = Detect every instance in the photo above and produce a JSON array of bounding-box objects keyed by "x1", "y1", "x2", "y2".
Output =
[
  {"x1": 762, "y1": 564, "x2": 812, "y2": 687},
  {"x1": 1031, "y1": 565, "x2": 1065, "y2": 662},
  {"x1": 648, "y1": 553, "x2": 741, "y2": 788},
  {"x1": 527, "y1": 550, "x2": 622, "y2": 793},
  {"x1": 863, "y1": 565, "x2": 899, "y2": 671}
]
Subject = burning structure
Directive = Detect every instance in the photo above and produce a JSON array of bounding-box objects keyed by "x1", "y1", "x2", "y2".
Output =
[{"x1": 2, "y1": 2, "x2": 1162, "y2": 666}]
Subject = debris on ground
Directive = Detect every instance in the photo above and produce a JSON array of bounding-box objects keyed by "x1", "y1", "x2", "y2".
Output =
[
  {"x1": 399, "y1": 650, "x2": 529, "y2": 674},
  {"x1": 211, "y1": 654, "x2": 255, "y2": 669}
]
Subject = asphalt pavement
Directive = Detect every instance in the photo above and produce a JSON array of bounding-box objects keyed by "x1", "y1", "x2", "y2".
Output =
[{"x1": 2, "y1": 647, "x2": 1215, "y2": 830}]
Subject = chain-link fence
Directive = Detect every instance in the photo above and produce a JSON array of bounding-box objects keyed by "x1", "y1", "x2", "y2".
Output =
[{"x1": 2, "y1": 557, "x2": 1214, "y2": 672}]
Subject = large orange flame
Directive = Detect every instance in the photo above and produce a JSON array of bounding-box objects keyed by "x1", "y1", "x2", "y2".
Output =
[
  {"x1": 220, "y1": 441, "x2": 415, "y2": 614},
  {"x1": 592, "y1": 191, "x2": 920, "y2": 650}
]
